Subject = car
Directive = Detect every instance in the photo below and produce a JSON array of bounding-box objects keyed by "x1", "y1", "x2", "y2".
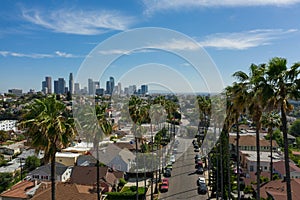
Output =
[
  {"x1": 196, "y1": 166, "x2": 204, "y2": 174},
  {"x1": 173, "y1": 148, "x2": 178, "y2": 154},
  {"x1": 195, "y1": 160, "x2": 203, "y2": 168},
  {"x1": 170, "y1": 155, "x2": 176, "y2": 163},
  {"x1": 164, "y1": 168, "x2": 171, "y2": 177},
  {"x1": 160, "y1": 178, "x2": 169, "y2": 192},
  {"x1": 197, "y1": 177, "x2": 205, "y2": 186},
  {"x1": 194, "y1": 154, "x2": 201, "y2": 159},
  {"x1": 198, "y1": 182, "x2": 208, "y2": 195},
  {"x1": 194, "y1": 148, "x2": 200, "y2": 152},
  {"x1": 165, "y1": 163, "x2": 173, "y2": 171}
]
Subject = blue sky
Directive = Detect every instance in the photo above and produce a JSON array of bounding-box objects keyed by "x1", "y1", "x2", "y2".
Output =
[{"x1": 1, "y1": 0, "x2": 300, "y2": 93}]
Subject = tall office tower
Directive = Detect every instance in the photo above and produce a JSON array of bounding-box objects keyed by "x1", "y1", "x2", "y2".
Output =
[
  {"x1": 94, "y1": 81, "x2": 100, "y2": 90},
  {"x1": 88, "y1": 78, "x2": 94, "y2": 95},
  {"x1": 45, "y1": 76, "x2": 52, "y2": 94},
  {"x1": 74, "y1": 83, "x2": 80, "y2": 94},
  {"x1": 54, "y1": 78, "x2": 66, "y2": 94},
  {"x1": 117, "y1": 82, "x2": 122, "y2": 95},
  {"x1": 42, "y1": 76, "x2": 52, "y2": 94},
  {"x1": 141, "y1": 85, "x2": 148, "y2": 95},
  {"x1": 106, "y1": 81, "x2": 111, "y2": 94},
  {"x1": 109, "y1": 77, "x2": 114, "y2": 94},
  {"x1": 42, "y1": 81, "x2": 47, "y2": 94},
  {"x1": 69, "y1": 73, "x2": 74, "y2": 94},
  {"x1": 128, "y1": 85, "x2": 136, "y2": 95}
]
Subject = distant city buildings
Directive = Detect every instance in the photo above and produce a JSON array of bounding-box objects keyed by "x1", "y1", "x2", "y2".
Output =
[
  {"x1": 0, "y1": 120, "x2": 17, "y2": 131},
  {"x1": 7, "y1": 89, "x2": 22, "y2": 96},
  {"x1": 40, "y1": 74, "x2": 148, "y2": 96}
]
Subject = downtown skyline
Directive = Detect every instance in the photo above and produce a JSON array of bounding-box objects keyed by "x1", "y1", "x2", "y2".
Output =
[{"x1": 1, "y1": 1, "x2": 300, "y2": 93}]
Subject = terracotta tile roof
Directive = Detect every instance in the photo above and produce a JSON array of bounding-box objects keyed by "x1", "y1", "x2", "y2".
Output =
[
  {"x1": 273, "y1": 161, "x2": 300, "y2": 175},
  {"x1": 243, "y1": 171, "x2": 271, "y2": 186},
  {"x1": 31, "y1": 182, "x2": 97, "y2": 200},
  {"x1": 292, "y1": 151, "x2": 300, "y2": 156},
  {"x1": 229, "y1": 135, "x2": 278, "y2": 147},
  {"x1": 0, "y1": 180, "x2": 35, "y2": 199},
  {"x1": 260, "y1": 179, "x2": 300, "y2": 199}
]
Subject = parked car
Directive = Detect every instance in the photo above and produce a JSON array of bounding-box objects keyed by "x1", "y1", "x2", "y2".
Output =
[
  {"x1": 196, "y1": 166, "x2": 204, "y2": 174},
  {"x1": 194, "y1": 154, "x2": 201, "y2": 160},
  {"x1": 165, "y1": 163, "x2": 173, "y2": 171},
  {"x1": 170, "y1": 155, "x2": 176, "y2": 163},
  {"x1": 194, "y1": 148, "x2": 200, "y2": 152},
  {"x1": 164, "y1": 168, "x2": 171, "y2": 177},
  {"x1": 197, "y1": 177, "x2": 205, "y2": 186},
  {"x1": 160, "y1": 178, "x2": 169, "y2": 192},
  {"x1": 198, "y1": 182, "x2": 208, "y2": 195}
]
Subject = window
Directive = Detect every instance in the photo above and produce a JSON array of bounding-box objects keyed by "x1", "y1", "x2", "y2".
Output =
[
  {"x1": 264, "y1": 166, "x2": 268, "y2": 170},
  {"x1": 250, "y1": 165, "x2": 254, "y2": 172}
]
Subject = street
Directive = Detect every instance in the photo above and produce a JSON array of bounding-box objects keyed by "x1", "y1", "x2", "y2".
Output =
[{"x1": 159, "y1": 140, "x2": 209, "y2": 200}]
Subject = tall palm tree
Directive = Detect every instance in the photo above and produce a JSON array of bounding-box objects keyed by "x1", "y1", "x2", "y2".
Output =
[
  {"x1": 266, "y1": 57, "x2": 300, "y2": 200},
  {"x1": 19, "y1": 95, "x2": 76, "y2": 200},
  {"x1": 227, "y1": 74, "x2": 249, "y2": 200},
  {"x1": 261, "y1": 112, "x2": 281, "y2": 181}
]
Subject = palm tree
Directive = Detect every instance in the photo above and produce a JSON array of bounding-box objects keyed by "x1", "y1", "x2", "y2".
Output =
[
  {"x1": 227, "y1": 73, "x2": 249, "y2": 200},
  {"x1": 266, "y1": 57, "x2": 300, "y2": 200},
  {"x1": 261, "y1": 112, "x2": 281, "y2": 181},
  {"x1": 19, "y1": 95, "x2": 76, "y2": 200}
]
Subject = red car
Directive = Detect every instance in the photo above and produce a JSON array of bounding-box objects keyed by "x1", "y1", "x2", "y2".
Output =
[{"x1": 160, "y1": 178, "x2": 169, "y2": 192}]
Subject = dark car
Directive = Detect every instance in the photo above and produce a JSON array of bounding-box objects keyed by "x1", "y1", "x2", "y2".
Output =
[
  {"x1": 198, "y1": 182, "x2": 208, "y2": 195},
  {"x1": 196, "y1": 166, "x2": 204, "y2": 174},
  {"x1": 164, "y1": 169, "x2": 171, "y2": 177}
]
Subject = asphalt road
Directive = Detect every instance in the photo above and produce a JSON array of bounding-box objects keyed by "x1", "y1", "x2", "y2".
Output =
[{"x1": 159, "y1": 141, "x2": 209, "y2": 200}]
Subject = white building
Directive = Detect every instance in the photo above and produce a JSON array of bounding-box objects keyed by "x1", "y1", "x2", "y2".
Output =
[
  {"x1": 0, "y1": 120, "x2": 17, "y2": 131},
  {"x1": 240, "y1": 150, "x2": 282, "y2": 173}
]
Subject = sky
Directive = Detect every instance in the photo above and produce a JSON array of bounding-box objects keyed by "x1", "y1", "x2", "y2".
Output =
[{"x1": 1, "y1": 0, "x2": 300, "y2": 94}]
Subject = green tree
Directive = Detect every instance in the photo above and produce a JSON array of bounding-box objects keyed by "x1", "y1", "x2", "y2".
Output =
[
  {"x1": 19, "y1": 95, "x2": 76, "y2": 200},
  {"x1": 266, "y1": 57, "x2": 300, "y2": 200},
  {"x1": 25, "y1": 156, "x2": 41, "y2": 172},
  {"x1": 289, "y1": 119, "x2": 300, "y2": 137}
]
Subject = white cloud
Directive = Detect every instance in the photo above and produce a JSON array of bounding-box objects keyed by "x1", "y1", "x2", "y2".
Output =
[
  {"x1": 199, "y1": 29, "x2": 298, "y2": 50},
  {"x1": 143, "y1": 0, "x2": 300, "y2": 14},
  {"x1": 92, "y1": 29, "x2": 297, "y2": 55},
  {"x1": 147, "y1": 39, "x2": 200, "y2": 51},
  {"x1": 0, "y1": 50, "x2": 79, "y2": 58},
  {"x1": 22, "y1": 8, "x2": 135, "y2": 35},
  {"x1": 55, "y1": 51, "x2": 75, "y2": 58}
]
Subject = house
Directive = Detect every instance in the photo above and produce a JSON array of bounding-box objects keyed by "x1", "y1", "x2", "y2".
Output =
[
  {"x1": 76, "y1": 154, "x2": 97, "y2": 166},
  {"x1": 70, "y1": 166, "x2": 123, "y2": 193},
  {"x1": 0, "y1": 180, "x2": 40, "y2": 200},
  {"x1": 95, "y1": 143, "x2": 136, "y2": 171},
  {"x1": 273, "y1": 161, "x2": 300, "y2": 179},
  {"x1": 27, "y1": 162, "x2": 72, "y2": 182},
  {"x1": 260, "y1": 179, "x2": 300, "y2": 199},
  {"x1": 31, "y1": 182, "x2": 97, "y2": 200},
  {"x1": 229, "y1": 134, "x2": 279, "y2": 158},
  {"x1": 240, "y1": 150, "x2": 281, "y2": 173},
  {"x1": 55, "y1": 152, "x2": 81, "y2": 166}
]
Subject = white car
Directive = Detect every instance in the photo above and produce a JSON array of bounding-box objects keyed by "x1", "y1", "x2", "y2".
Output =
[
  {"x1": 170, "y1": 155, "x2": 176, "y2": 163},
  {"x1": 197, "y1": 177, "x2": 205, "y2": 186}
]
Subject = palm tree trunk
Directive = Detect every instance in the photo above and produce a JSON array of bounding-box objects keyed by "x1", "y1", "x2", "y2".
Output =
[
  {"x1": 236, "y1": 117, "x2": 240, "y2": 200},
  {"x1": 256, "y1": 125, "x2": 261, "y2": 200},
  {"x1": 97, "y1": 144, "x2": 100, "y2": 200},
  {"x1": 270, "y1": 131, "x2": 273, "y2": 181},
  {"x1": 220, "y1": 143, "x2": 224, "y2": 199},
  {"x1": 51, "y1": 151, "x2": 56, "y2": 200},
  {"x1": 281, "y1": 106, "x2": 292, "y2": 200},
  {"x1": 136, "y1": 137, "x2": 139, "y2": 200},
  {"x1": 227, "y1": 132, "x2": 231, "y2": 200}
]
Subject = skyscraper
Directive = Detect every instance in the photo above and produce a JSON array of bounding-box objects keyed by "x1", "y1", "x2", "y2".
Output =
[
  {"x1": 88, "y1": 78, "x2": 94, "y2": 95},
  {"x1": 141, "y1": 85, "x2": 148, "y2": 95},
  {"x1": 54, "y1": 78, "x2": 66, "y2": 94},
  {"x1": 69, "y1": 73, "x2": 74, "y2": 94},
  {"x1": 42, "y1": 76, "x2": 52, "y2": 94},
  {"x1": 109, "y1": 77, "x2": 114, "y2": 94}
]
